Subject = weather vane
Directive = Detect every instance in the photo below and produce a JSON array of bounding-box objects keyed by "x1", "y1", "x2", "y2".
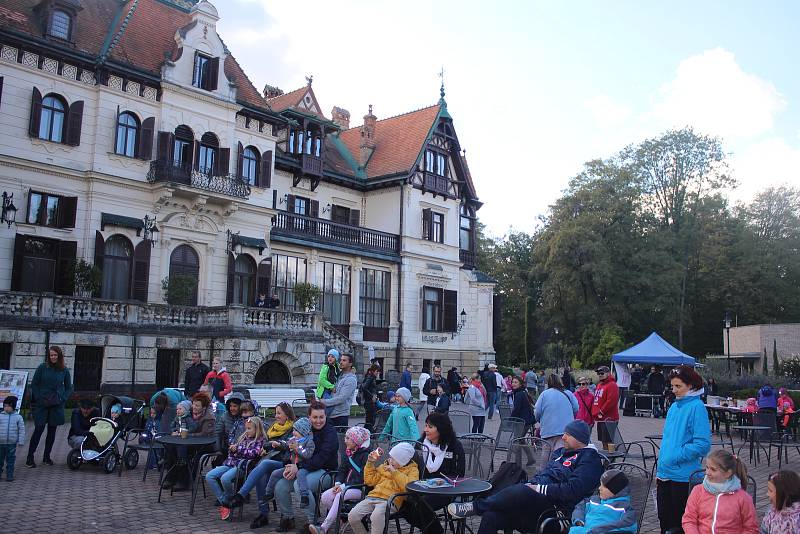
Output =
[{"x1": 438, "y1": 66, "x2": 446, "y2": 99}]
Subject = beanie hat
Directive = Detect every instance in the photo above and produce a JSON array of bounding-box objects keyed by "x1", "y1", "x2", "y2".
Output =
[
  {"x1": 395, "y1": 387, "x2": 412, "y2": 403},
  {"x1": 177, "y1": 400, "x2": 192, "y2": 414},
  {"x1": 601, "y1": 469, "x2": 629, "y2": 495},
  {"x1": 294, "y1": 417, "x2": 312, "y2": 437},
  {"x1": 327, "y1": 349, "x2": 340, "y2": 361},
  {"x1": 386, "y1": 390, "x2": 396, "y2": 401},
  {"x1": 345, "y1": 426, "x2": 371, "y2": 449},
  {"x1": 389, "y1": 442, "x2": 415, "y2": 467},
  {"x1": 111, "y1": 403, "x2": 122, "y2": 415},
  {"x1": 3, "y1": 395, "x2": 18, "y2": 408},
  {"x1": 79, "y1": 398, "x2": 94, "y2": 409},
  {"x1": 564, "y1": 420, "x2": 591, "y2": 446}
]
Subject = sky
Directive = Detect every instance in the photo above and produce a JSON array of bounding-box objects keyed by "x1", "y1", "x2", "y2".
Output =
[{"x1": 214, "y1": 0, "x2": 800, "y2": 236}]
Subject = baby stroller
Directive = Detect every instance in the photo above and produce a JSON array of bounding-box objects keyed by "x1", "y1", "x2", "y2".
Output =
[{"x1": 67, "y1": 395, "x2": 145, "y2": 473}]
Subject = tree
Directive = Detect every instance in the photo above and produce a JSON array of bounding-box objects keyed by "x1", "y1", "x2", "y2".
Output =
[{"x1": 773, "y1": 339, "x2": 780, "y2": 376}]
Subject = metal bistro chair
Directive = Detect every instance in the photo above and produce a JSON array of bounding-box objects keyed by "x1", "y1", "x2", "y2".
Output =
[
  {"x1": 373, "y1": 408, "x2": 393, "y2": 434},
  {"x1": 710, "y1": 408, "x2": 735, "y2": 451},
  {"x1": 448, "y1": 410, "x2": 472, "y2": 437},
  {"x1": 493, "y1": 417, "x2": 525, "y2": 472},
  {"x1": 612, "y1": 440, "x2": 658, "y2": 471},
  {"x1": 508, "y1": 436, "x2": 553, "y2": 473},
  {"x1": 768, "y1": 410, "x2": 800, "y2": 468},
  {"x1": 459, "y1": 433, "x2": 496, "y2": 479},
  {"x1": 123, "y1": 406, "x2": 175, "y2": 481},
  {"x1": 498, "y1": 402, "x2": 513, "y2": 420},
  {"x1": 688, "y1": 468, "x2": 757, "y2": 505}
]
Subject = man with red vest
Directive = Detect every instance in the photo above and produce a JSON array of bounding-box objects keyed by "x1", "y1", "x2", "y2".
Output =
[{"x1": 591, "y1": 366, "x2": 619, "y2": 452}]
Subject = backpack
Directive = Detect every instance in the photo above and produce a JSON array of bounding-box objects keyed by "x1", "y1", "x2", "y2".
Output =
[{"x1": 487, "y1": 461, "x2": 527, "y2": 497}]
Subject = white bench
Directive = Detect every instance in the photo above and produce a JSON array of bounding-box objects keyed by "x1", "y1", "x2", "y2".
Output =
[{"x1": 246, "y1": 388, "x2": 308, "y2": 415}]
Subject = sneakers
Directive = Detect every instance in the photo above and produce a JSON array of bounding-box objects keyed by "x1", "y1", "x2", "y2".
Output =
[
  {"x1": 447, "y1": 502, "x2": 476, "y2": 519},
  {"x1": 218, "y1": 506, "x2": 231, "y2": 520},
  {"x1": 25, "y1": 459, "x2": 35, "y2": 468},
  {"x1": 249, "y1": 514, "x2": 270, "y2": 529},
  {"x1": 275, "y1": 517, "x2": 295, "y2": 532},
  {"x1": 299, "y1": 493, "x2": 310, "y2": 506}
]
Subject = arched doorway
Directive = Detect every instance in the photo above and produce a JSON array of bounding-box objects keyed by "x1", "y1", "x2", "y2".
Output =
[
  {"x1": 254, "y1": 360, "x2": 291, "y2": 384},
  {"x1": 168, "y1": 244, "x2": 199, "y2": 305}
]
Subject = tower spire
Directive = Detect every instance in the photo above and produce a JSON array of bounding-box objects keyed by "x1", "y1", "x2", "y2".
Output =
[{"x1": 438, "y1": 66, "x2": 446, "y2": 106}]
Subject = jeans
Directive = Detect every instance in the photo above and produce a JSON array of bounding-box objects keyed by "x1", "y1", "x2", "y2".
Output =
[
  {"x1": 275, "y1": 467, "x2": 330, "y2": 522},
  {"x1": 68, "y1": 436, "x2": 86, "y2": 450},
  {"x1": 486, "y1": 390, "x2": 497, "y2": 420},
  {"x1": 471, "y1": 416, "x2": 485, "y2": 434},
  {"x1": 28, "y1": 424, "x2": 57, "y2": 461},
  {"x1": 657, "y1": 479, "x2": 690, "y2": 534},
  {"x1": 267, "y1": 466, "x2": 310, "y2": 498},
  {"x1": 364, "y1": 401, "x2": 376, "y2": 432},
  {"x1": 206, "y1": 465, "x2": 240, "y2": 502},
  {"x1": 0, "y1": 444, "x2": 17, "y2": 480},
  {"x1": 348, "y1": 497, "x2": 396, "y2": 534},
  {"x1": 473, "y1": 483, "x2": 555, "y2": 534},
  {"x1": 237, "y1": 458, "x2": 284, "y2": 514}
]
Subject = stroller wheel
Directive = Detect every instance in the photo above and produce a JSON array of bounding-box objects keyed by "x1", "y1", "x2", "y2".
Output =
[
  {"x1": 123, "y1": 448, "x2": 139, "y2": 470},
  {"x1": 103, "y1": 453, "x2": 118, "y2": 474},
  {"x1": 67, "y1": 449, "x2": 82, "y2": 470}
]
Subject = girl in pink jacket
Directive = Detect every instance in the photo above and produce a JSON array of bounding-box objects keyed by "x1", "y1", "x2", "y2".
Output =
[{"x1": 681, "y1": 449, "x2": 758, "y2": 534}]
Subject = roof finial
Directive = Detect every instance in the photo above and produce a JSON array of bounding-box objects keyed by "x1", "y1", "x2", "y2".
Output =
[
  {"x1": 368, "y1": 104, "x2": 373, "y2": 115},
  {"x1": 438, "y1": 66, "x2": 446, "y2": 106},
  {"x1": 305, "y1": 74, "x2": 313, "y2": 86}
]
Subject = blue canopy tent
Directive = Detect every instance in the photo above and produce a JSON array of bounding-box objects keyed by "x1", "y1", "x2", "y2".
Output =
[{"x1": 612, "y1": 332, "x2": 697, "y2": 366}]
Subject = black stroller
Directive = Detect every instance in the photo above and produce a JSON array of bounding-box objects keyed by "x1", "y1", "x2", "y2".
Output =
[{"x1": 67, "y1": 395, "x2": 145, "y2": 473}]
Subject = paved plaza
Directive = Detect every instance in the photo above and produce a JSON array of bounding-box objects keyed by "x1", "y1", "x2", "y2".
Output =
[{"x1": 4, "y1": 406, "x2": 795, "y2": 534}]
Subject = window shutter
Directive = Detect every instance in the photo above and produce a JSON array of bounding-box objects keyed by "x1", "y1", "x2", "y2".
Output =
[
  {"x1": 226, "y1": 252, "x2": 235, "y2": 305},
  {"x1": 349, "y1": 209, "x2": 360, "y2": 227},
  {"x1": 310, "y1": 200, "x2": 319, "y2": 218},
  {"x1": 10, "y1": 234, "x2": 26, "y2": 291},
  {"x1": 193, "y1": 140, "x2": 201, "y2": 170},
  {"x1": 113, "y1": 106, "x2": 120, "y2": 154},
  {"x1": 55, "y1": 240, "x2": 77, "y2": 295},
  {"x1": 93, "y1": 230, "x2": 105, "y2": 297},
  {"x1": 420, "y1": 286, "x2": 426, "y2": 331},
  {"x1": 217, "y1": 147, "x2": 230, "y2": 176},
  {"x1": 66, "y1": 100, "x2": 84, "y2": 146},
  {"x1": 422, "y1": 208, "x2": 431, "y2": 240},
  {"x1": 443, "y1": 289, "x2": 458, "y2": 332},
  {"x1": 29, "y1": 87, "x2": 43, "y2": 138},
  {"x1": 209, "y1": 57, "x2": 219, "y2": 91},
  {"x1": 261, "y1": 150, "x2": 273, "y2": 188},
  {"x1": 157, "y1": 131, "x2": 174, "y2": 162},
  {"x1": 286, "y1": 194, "x2": 296, "y2": 213},
  {"x1": 139, "y1": 117, "x2": 155, "y2": 160},
  {"x1": 58, "y1": 196, "x2": 77, "y2": 229},
  {"x1": 0, "y1": 77, "x2": 4, "y2": 107},
  {"x1": 132, "y1": 239, "x2": 151, "y2": 302},
  {"x1": 257, "y1": 260, "x2": 271, "y2": 298},
  {"x1": 236, "y1": 141, "x2": 244, "y2": 179}
]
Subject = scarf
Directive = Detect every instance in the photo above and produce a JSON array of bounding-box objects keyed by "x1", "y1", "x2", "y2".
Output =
[
  {"x1": 423, "y1": 438, "x2": 448, "y2": 473},
  {"x1": 702, "y1": 475, "x2": 741, "y2": 495},
  {"x1": 472, "y1": 379, "x2": 487, "y2": 404},
  {"x1": 268, "y1": 419, "x2": 294, "y2": 439}
]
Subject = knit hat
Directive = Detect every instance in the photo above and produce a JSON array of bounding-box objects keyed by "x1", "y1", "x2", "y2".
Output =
[
  {"x1": 294, "y1": 417, "x2": 312, "y2": 437},
  {"x1": 395, "y1": 387, "x2": 412, "y2": 403},
  {"x1": 746, "y1": 397, "x2": 757, "y2": 406},
  {"x1": 226, "y1": 392, "x2": 245, "y2": 410},
  {"x1": 111, "y1": 403, "x2": 122, "y2": 415},
  {"x1": 345, "y1": 426, "x2": 371, "y2": 449},
  {"x1": 327, "y1": 349, "x2": 340, "y2": 361},
  {"x1": 177, "y1": 400, "x2": 192, "y2": 414},
  {"x1": 389, "y1": 442, "x2": 415, "y2": 467},
  {"x1": 564, "y1": 420, "x2": 591, "y2": 446},
  {"x1": 601, "y1": 469, "x2": 629, "y2": 495}
]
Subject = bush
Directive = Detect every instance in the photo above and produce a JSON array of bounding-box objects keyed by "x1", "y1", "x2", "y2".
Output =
[{"x1": 781, "y1": 356, "x2": 800, "y2": 381}]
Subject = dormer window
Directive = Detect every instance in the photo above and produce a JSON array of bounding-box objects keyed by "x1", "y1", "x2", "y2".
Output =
[
  {"x1": 425, "y1": 149, "x2": 448, "y2": 177},
  {"x1": 48, "y1": 9, "x2": 72, "y2": 40},
  {"x1": 192, "y1": 52, "x2": 219, "y2": 91}
]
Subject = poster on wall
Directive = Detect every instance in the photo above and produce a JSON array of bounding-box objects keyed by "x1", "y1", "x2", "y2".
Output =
[{"x1": 0, "y1": 370, "x2": 28, "y2": 411}]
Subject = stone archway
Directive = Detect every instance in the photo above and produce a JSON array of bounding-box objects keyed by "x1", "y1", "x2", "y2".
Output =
[{"x1": 254, "y1": 359, "x2": 292, "y2": 384}]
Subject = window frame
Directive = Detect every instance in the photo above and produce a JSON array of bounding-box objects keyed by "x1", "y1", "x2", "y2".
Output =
[
  {"x1": 320, "y1": 261, "x2": 351, "y2": 326},
  {"x1": 193, "y1": 53, "x2": 211, "y2": 90},
  {"x1": 271, "y1": 253, "x2": 307, "y2": 311},
  {"x1": 422, "y1": 286, "x2": 443, "y2": 332},
  {"x1": 242, "y1": 146, "x2": 259, "y2": 185},
  {"x1": 48, "y1": 9, "x2": 72, "y2": 41},
  {"x1": 233, "y1": 254, "x2": 257, "y2": 305},
  {"x1": 425, "y1": 149, "x2": 448, "y2": 177},
  {"x1": 27, "y1": 190, "x2": 60, "y2": 227},
  {"x1": 73, "y1": 346, "x2": 104, "y2": 393},
  {"x1": 360, "y1": 268, "x2": 390, "y2": 328},
  {"x1": 431, "y1": 212, "x2": 444, "y2": 243},
  {"x1": 100, "y1": 235, "x2": 133, "y2": 301},
  {"x1": 168, "y1": 244, "x2": 200, "y2": 306},
  {"x1": 115, "y1": 111, "x2": 140, "y2": 158},
  {"x1": 39, "y1": 94, "x2": 66, "y2": 143}
]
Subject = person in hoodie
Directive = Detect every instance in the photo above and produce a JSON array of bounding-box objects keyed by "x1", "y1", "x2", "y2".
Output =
[
  {"x1": 316, "y1": 349, "x2": 341, "y2": 406},
  {"x1": 380, "y1": 387, "x2": 418, "y2": 442},
  {"x1": 591, "y1": 366, "x2": 619, "y2": 452},
  {"x1": 203, "y1": 357, "x2": 233, "y2": 415},
  {"x1": 777, "y1": 387, "x2": 795, "y2": 411},
  {"x1": 324, "y1": 353, "x2": 358, "y2": 427},
  {"x1": 757, "y1": 384, "x2": 778, "y2": 412},
  {"x1": 682, "y1": 449, "x2": 758, "y2": 534},
  {"x1": 574, "y1": 377, "x2": 595, "y2": 427},
  {"x1": 447, "y1": 420, "x2": 604, "y2": 534},
  {"x1": 465, "y1": 372, "x2": 488, "y2": 434},
  {"x1": 569, "y1": 469, "x2": 637, "y2": 534},
  {"x1": 656, "y1": 365, "x2": 711, "y2": 534},
  {"x1": 67, "y1": 398, "x2": 100, "y2": 449},
  {"x1": 215, "y1": 392, "x2": 245, "y2": 463},
  {"x1": 760, "y1": 470, "x2": 800, "y2": 534},
  {"x1": 0, "y1": 396, "x2": 25, "y2": 481},
  {"x1": 309, "y1": 426, "x2": 371, "y2": 534}
]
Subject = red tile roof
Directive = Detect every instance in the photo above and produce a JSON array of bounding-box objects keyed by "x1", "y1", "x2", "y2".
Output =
[{"x1": 266, "y1": 84, "x2": 328, "y2": 120}]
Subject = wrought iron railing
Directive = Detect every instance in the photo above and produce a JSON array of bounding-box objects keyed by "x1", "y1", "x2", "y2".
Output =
[
  {"x1": 147, "y1": 160, "x2": 251, "y2": 199},
  {"x1": 271, "y1": 212, "x2": 400, "y2": 255},
  {"x1": 460, "y1": 249, "x2": 476, "y2": 268}
]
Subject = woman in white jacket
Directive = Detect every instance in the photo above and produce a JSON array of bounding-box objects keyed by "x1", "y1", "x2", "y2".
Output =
[{"x1": 465, "y1": 372, "x2": 488, "y2": 433}]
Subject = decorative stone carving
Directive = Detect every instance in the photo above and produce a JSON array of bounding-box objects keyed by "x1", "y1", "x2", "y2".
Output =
[
  {"x1": 1, "y1": 45, "x2": 18, "y2": 62},
  {"x1": 61, "y1": 64, "x2": 77, "y2": 80},
  {"x1": 126, "y1": 81, "x2": 141, "y2": 95},
  {"x1": 142, "y1": 86, "x2": 158, "y2": 101},
  {"x1": 42, "y1": 57, "x2": 58, "y2": 74},
  {"x1": 109, "y1": 75, "x2": 123, "y2": 91},
  {"x1": 80, "y1": 70, "x2": 96, "y2": 85},
  {"x1": 22, "y1": 51, "x2": 38, "y2": 68},
  {"x1": 236, "y1": 115, "x2": 247, "y2": 128}
]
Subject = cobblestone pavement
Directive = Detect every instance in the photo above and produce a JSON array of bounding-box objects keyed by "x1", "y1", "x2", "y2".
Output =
[{"x1": 4, "y1": 405, "x2": 797, "y2": 533}]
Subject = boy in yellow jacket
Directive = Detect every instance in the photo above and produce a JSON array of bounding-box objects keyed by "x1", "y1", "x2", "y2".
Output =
[{"x1": 347, "y1": 442, "x2": 419, "y2": 534}]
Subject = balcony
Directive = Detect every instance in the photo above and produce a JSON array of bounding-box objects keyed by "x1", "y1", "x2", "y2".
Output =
[
  {"x1": 460, "y1": 249, "x2": 476, "y2": 269},
  {"x1": 302, "y1": 154, "x2": 323, "y2": 176},
  {"x1": 147, "y1": 160, "x2": 251, "y2": 199},
  {"x1": 423, "y1": 172, "x2": 451, "y2": 196},
  {"x1": 271, "y1": 212, "x2": 400, "y2": 257}
]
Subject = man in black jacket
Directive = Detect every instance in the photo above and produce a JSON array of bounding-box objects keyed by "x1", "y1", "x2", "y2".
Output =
[
  {"x1": 361, "y1": 364, "x2": 380, "y2": 431},
  {"x1": 184, "y1": 351, "x2": 209, "y2": 398},
  {"x1": 423, "y1": 366, "x2": 448, "y2": 407},
  {"x1": 67, "y1": 399, "x2": 99, "y2": 449},
  {"x1": 647, "y1": 366, "x2": 666, "y2": 416}
]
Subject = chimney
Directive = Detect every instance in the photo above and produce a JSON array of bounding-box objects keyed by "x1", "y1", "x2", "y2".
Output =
[
  {"x1": 360, "y1": 105, "x2": 377, "y2": 165},
  {"x1": 331, "y1": 106, "x2": 351, "y2": 130},
  {"x1": 263, "y1": 84, "x2": 284, "y2": 100}
]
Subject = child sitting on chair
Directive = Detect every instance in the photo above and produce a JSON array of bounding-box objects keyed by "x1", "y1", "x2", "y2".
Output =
[
  {"x1": 569, "y1": 469, "x2": 637, "y2": 533},
  {"x1": 262, "y1": 417, "x2": 316, "y2": 505}
]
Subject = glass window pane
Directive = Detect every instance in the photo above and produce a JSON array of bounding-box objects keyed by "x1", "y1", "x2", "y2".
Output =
[
  {"x1": 28, "y1": 193, "x2": 43, "y2": 224},
  {"x1": 45, "y1": 196, "x2": 59, "y2": 226}
]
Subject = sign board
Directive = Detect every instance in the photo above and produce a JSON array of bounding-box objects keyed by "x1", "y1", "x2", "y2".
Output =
[{"x1": 0, "y1": 370, "x2": 28, "y2": 411}]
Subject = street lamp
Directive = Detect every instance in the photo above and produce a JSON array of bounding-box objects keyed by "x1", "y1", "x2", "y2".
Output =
[
  {"x1": 724, "y1": 311, "x2": 732, "y2": 372},
  {"x1": 142, "y1": 214, "x2": 159, "y2": 246},
  {"x1": 1, "y1": 191, "x2": 18, "y2": 228}
]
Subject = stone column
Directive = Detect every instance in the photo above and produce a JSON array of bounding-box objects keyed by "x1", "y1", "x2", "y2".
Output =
[{"x1": 349, "y1": 258, "x2": 363, "y2": 343}]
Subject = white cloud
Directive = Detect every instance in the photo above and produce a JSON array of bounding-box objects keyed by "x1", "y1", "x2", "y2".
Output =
[
  {"x1": 583, "y1": 95, "x2": 631, "y2": 126},
  {"x1": 730, "y1": 138, "x2": 800, "y2": 202},
  {"x1": 652, "y1": 48, "x2": 785, "y2": 141}
]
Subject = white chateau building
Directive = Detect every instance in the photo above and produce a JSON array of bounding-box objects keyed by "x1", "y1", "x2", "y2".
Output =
[{"x1": 0, "y1": 0, "x2": 495, "y2": 396}]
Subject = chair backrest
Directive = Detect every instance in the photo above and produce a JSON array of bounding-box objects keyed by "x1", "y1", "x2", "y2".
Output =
[
  {"x1": 606, "y1": 462, "x2": 653, "y2": 534},
  {"x1": 459, "y1": 433, "x2": 496, "y2": 478},
  {"x1": 498, "y1": 403, "x2": 512, "y2": 419},
  {"x1": 508, "y1": 436, "x2": 553, "y2": 472},
  {"x1": 494, "y1": 417, "x2": 525, "y2": 451},
  {"x1": 753, "y1": 411, "x2": 778, "y2": 440},
  {"x1": 373, "y1": 408, "x2": 393, "y2": 431},
  {"x1": 448, "y1": 410, "x2": 471, "y2": 437}
]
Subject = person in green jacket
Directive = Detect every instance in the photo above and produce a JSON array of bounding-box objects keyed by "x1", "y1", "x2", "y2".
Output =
[
  {"x1": 316, "y1": 349, "x2": 341, "y2": 403},
  {"x1": 27, "y1": 345, "x2": 73, "y2": 468},
  {"x1": 380, "y1": 388, "x2": 419, "y2": 443}
]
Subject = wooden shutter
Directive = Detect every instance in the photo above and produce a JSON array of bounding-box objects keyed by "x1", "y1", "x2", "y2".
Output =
[
  {"x1": 349, "y1": 209, "x2": 360, "y2": 227},
  {"x1": 55, "y1": 240, "x2": 77, "y2": 295},
  {"x1": 139, "y1": 117, "x2": 155, "y2": 160},
  {"x1": 132, "y1": 240, "x2": 151, "y2": 302},
  {"x1": 217, "y1": 147, "x2": 230, "y2": 176},
  {"x1": 260, "y1": 150, "x2": 273, "y2": 188},
  {"x1": 422, "y1": 208, "x2": 431, "y2": 240},
  {"x1": 286, "y1": 194, "x2": 295, "y2": 213},
  {"x1": 10, "y1": 234, "x2": 26, "y2": 291},
  {"x1": 236, "y1": 142, "x2": 244, "y2": 178},
  {"x1": 193, "y1": 140, "x2": 201, "y2": 170},
  {"x1": 420, "y1": 286, "x2": 427, "y2": 331},
  {"x1": 257, "y1": 260, "x2": 271, "y2": 298},
  {"x1": 226, "y1": 252, "x2": 235, "y2": 305},
  {"x1": 310, "y1": 200, "x2": 319, "y2": 218},
  {"x1": 113, "y1": 106, "x2": 120, "y2": 153},
  {"x1": 66, "y1": 100, "x2": 84, "y2": 146},
  {"x1": 209, "y1": 57, "x2": 219, "y2": 91},
  {"x1": 29, "y1": 87, "x2": 43, "y2": 137},
  {"x1": 93, "y1": 231, "x2": 105, "y2": 297},
  {"x1": 58, "y1": 196, "x2": 77, "y2": 229},
  {"x1": 443, "y1": 289, "x2": 458, "y2": 332},
  {"x1": 156, "y1": 131, "x2": 174, "y2": 162},
  {"x1": 0, "y1": 77, "x2": 4, "y2": 107}
]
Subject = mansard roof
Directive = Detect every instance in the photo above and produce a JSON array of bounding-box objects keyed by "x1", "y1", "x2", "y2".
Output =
[{"x1": 0, "y1": 0, "x2": 271, "y2": 113}]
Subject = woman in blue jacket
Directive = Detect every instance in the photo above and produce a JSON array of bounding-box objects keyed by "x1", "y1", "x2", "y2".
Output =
[
  {"x1": 534, "y1": 374, "x2": 579, "y2": 450},
  {"x1": 655, "y1": 365, "x2": 710, "y2": 534}
]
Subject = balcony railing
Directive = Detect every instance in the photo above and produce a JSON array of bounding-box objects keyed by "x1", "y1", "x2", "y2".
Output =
[
  {"x1": 460, "y1": 249, "x2": 476, "y2": 268},
  {"x1": 423, "y1": 172, "x2": 451, "y2": 196},
  {"x1": 302, "y1": 154, "x2": 323, "y2": 176},
  {"x1": 272, "y1": 212, "x2": 400, "y2": 256},
  {"x1": 147, "y1": 160, "x2": 251, "y2": 199}
]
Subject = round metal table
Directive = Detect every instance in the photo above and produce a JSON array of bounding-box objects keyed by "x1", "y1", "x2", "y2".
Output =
[
  {"x1": 156, "y1": 434, "x2": 218, "y2": 512},
  {"x1": 407, "y1": 478, "x2": 492, "y2": 534},
  {"x1": 731, "y1": 425, "x2": 770, "y2": 465}
]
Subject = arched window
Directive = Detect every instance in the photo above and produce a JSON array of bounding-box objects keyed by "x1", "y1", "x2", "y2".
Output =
[
  {"x1": 233, "y1": 254, "x2": 256, "y2": 305},
  {"x1": 49, "y1": 9, "x2": 71, "y2": 40},
  {"x1": 168, "y1": 245, "x2": 199, "y2": 306},
  {"x1": 40, "y1": 95, "x2": 65, "y2": 142},
  {"x1": 101, "y1": 235, "x2": 133, "y2": 300},
  {"x1": 242, "y1": 147, "x2": 259, "y2": 185},
  {"x1": 198, "y1": 132, "x2": 219, "y2": 175},
  {"x1": 115, "y1": 112, "x2": 139, "y2": 157},
  {"x1": 173, "y1": 125, "x2": 194, "y2": 169}
]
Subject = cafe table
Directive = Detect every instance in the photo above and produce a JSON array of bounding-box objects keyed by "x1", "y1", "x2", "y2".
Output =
[
  {"x1": 156, "y1": 434, "x2": 218, "y2": 512},
  {"x1": 406, "y1": 478, "x2": 492, "y2": 534}
]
